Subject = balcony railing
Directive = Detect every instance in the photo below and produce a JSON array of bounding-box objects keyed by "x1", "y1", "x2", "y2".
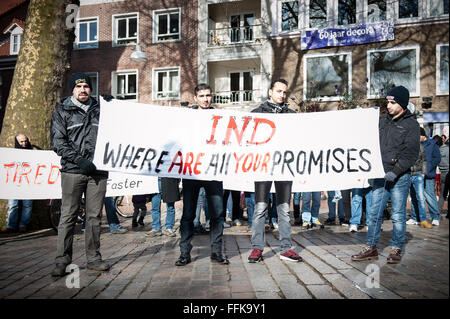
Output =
[
  {"x1": 213, "y1": 90, "x2": 257, "y2": 104},
  {"x1": 208, "y1": 25, "x2": 261, "y2": 47}
]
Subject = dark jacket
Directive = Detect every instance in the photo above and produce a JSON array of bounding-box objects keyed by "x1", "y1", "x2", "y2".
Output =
[
  {"x1": 132, "y1": 194, "x2": 147, "y2": 204},
  {"x1": 410, "y1": 143, "x2": 426, "y2": 176},
  {"x1": 251, "y1": 100, "x2": 295, "y2": 114},
  {"x1": 161, "y1": 178, "x2": 181, "y2": 203},
  {"x1": 50, "y1": 96, "x2": 107, "y2": 177},
  {"x1": 379, "y1": 109, "x2": 420, "y2": 177},
  {"x1": 439, "y1": 140, "x2": 449, "y2": 172},
  {"x1": 423, "y1": 137, "x2": 441, "y2": 179}
]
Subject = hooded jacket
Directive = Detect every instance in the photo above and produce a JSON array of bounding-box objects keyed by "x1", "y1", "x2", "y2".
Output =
[
  {"x1": 50, "y1": 96, "x2": 107, "y2": 176},
  {"x1": 379, "y1": 109, "x2": 420, "y2": 177},
  {"x1": 423, "y1": 137, "x2": 441, "y2": 179}
]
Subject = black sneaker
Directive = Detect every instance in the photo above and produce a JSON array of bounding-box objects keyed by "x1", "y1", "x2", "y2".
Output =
[
  {"x1": 132, "y1": 220, "x2": 138, "y2": 228},
  {"x1": 51, "y1": 264, "x2": 68, "y2": 277},
  {"x1": 324, "y1": 218, "x2": 335, "y2": 225},
  {"x1": 210, "y1": 253, "x2": 230, "y2": 264},
  {"x1": 87, "y1": 260, "x2": 110, "y2": 271},
  {"x1": 175, "y1": 253, "x2": 191, "y2": 266},
  {"x1": 138, "y1": 217, "x2": 145, "y2": 226},
  {"x1": 339, "y1": 218, "x2": 350, "y2": 226}
]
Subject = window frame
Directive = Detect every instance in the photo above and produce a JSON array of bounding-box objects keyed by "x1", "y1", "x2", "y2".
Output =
[
  {"x1": 333, "y1": 0, "x2": 361, "y2": 26},
  {"x1": 364, "y1": 0, "x2": 390, "y2": 23},
  {"x1": 303, "y1": 51, "x2": 353, "y2": 102},
  {"x1": 74, "y1": 17, "x2": 99, "y2": 50},
  {"x1": 111, "y1": 69, "x2": 139, "y2": 101},
  {"x1": 436, "y1": 42, "x2": 449, "y2": 95},
  {"x1": 9, "y1": 25, "x2": 23, "y2": 55},
  {"x1": 427, "y1": 0, "x2": 449, "y2": 18},
  {"x1": 366, "y1": 44, "x2": 421, "y2": 99},
  {"x1": 112, "y1": 12, "x2": 139, "y2": 47},
  {"x1": 279, "y1": 0, "x2": 301, "y2": 33},
  {"x1": 395, "y1": 0, "x2": 422, "y2": 22},
  {"x1": 153, "y1": 7, "x2": 182, "y2": 43},
  {"x1": 152, "y1": 66, "x2": 181, "y2": 101}
]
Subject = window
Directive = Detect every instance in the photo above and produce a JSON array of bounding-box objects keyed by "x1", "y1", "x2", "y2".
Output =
[
  {"x1": 113, "y1": 13, "x2": 138, "y2": 46},
  {"x1": 230, "y1": 71, "x2": 253, "y2": 102},
  {"x1": 367, "y1": 46, "x2": 420, "y2": 98},
  {"x1": 75, "y1": 18, "x2": 98, "y2": 49},
  {"x1": 437, "y1": 44, "x2": 449, "y2": 95},
  {"x1": 338, "y1": 0, "x2": 357, "y2": 25},
  {"x1": 153, "y1": 67, "x2": 180, "y2": 100},
  {"x1": 8, "y1": 25, "x2": 23, "y2": 55},
  {"x1": 309, "y1": 0, "x2": 327, "y2": 28},
  {"x1": 398, "y1": 0, "x2": 419, "y2": 19},
  {"x1": 281, "y1": 1, "x2": 299, "y2": 31},
  {"x1": 153, "y1": 8, "x2": 181, "y2": 42},
  {"x1": 112, "y1": 70, "x2": 138, "y2": 100},
  {"x1": 85, "y1": 72, "x2": 98, "y2": 99},
  {"x1": 230, "y1": 14, "x2": 255, "y2": 43},
  {"x1": 430, "y1": 0, "x2": 449, "y2": 16},
  {"x1": 367, "y1": 0, "x2": 387, "y2": 22},
  {"x1": 304, "y1": 52, "x2": 352, "y2": 101}
]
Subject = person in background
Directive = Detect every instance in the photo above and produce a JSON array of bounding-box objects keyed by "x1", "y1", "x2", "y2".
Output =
[
  {"x1": 3, "y1": 134, "x2": 34, "y2": 233},
  {"x1": 437, "y1": 134, "x2": 448, "y2": 214},
  {"x1": 132, "y1": 194, "x2": 147, "y2": 228}
]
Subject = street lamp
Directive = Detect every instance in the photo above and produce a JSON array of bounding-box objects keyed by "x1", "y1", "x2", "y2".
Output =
[{"x1": 130, "y1": 44, "x2": 147, "y2": 63}]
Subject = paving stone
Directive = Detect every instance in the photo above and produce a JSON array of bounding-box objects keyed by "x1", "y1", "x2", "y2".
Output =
[
  {"x1": 307, "y1": 284, "x2": 344, "y2": 299},
  {"x1": 323, "y1": 274, "x2": 370, "y2": 299}
]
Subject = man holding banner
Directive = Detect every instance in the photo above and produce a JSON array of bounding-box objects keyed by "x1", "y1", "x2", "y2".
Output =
[
  {"x1": 351, "y1": 86, "x2": 420, "y2": 264},
  {"x1": 50, "y1": 72, "x2": 110, "y2": 277},
  {"x1": 175, "y1": 84, "x2": 229, "y2": 266},
  {"x1": 248, "y1": 79, "x2": 302, "y2": 263}
]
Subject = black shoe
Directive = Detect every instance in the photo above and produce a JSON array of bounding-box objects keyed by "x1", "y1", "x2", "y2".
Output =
[
  {"x1": 138, "y1": 217, "x2": 145, "y2": 226},
  {"x1": 339, "y1": 218, "x2": 350, "y2": 226},
  {"x1": 175, "y1": 253, "x2": 191, "y2": 266},
  {"x1": 87, "y1": 260, "x2": 110, "y2": 271},
  {"x1": 324, "y1": 218, "x2": 335, "y2": 225},
  {"x1": 51, "y1": 263, "x2": 68, "y2": 277},
  {"x1": 194, "y1": 225, "x2": 207, "y2": 235},
  {"x1": 210, "y1": 253, "x2": 230, "y2": 264},
  {"x1": 132, "y1": 220, "x2": 138, "y2": 228}
]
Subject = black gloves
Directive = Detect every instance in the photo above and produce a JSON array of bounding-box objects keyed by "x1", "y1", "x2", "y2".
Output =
[
  {"x1": 101, "y1": 94, "x2": 114, "y2": 102},
  {"x1": 77, "y1": 158, "x2": 97, "y2": 175}
]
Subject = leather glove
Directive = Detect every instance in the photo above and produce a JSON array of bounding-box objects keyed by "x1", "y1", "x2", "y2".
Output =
[
  {"x1": 101, "y1": 94, "x2": 114, "y2": 102},
  {"x1": 77, "y1": 158, "x2": 97, "y2": 175},
  {"x1": 384, "y1": 171, "x2": 397, "y2": 182}
]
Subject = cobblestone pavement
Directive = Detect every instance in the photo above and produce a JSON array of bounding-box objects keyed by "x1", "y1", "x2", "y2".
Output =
[{"x1": 0, "y1": 201, "x2": 448, "y2": 300}]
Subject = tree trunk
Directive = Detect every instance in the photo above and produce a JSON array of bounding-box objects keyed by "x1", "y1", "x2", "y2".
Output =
[{"x1": 0, "y1": 0, "x2": 79, "y2": 230}]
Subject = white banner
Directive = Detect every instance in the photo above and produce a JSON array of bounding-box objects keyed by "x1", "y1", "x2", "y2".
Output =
[
  {"x1": 94, "y1": 98, "x2": 384, "y2": 192},
  {"x1": 0, "y1": 148, "x2": 159, "y2": 199}
]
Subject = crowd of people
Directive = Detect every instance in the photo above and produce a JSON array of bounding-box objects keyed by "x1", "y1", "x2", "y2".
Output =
[{"x1": 1, "y1": 72, "x2": 447, "y2": 276}]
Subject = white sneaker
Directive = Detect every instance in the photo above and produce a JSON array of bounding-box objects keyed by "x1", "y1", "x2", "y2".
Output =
[
  {"x1": 406, "y1": 219, "x2": 418, "y2": 225},
  {"x1": 272, "y1": 222, "x2": 279, "y2": 230},
  {"x1": 349, "y1": 224, "x2": 358, "y2": 232},
  {"x1": 234, "y1": 219, "x2": 242, "y2": 226},
  {"x1": 223, "y1": 222, "x2": 231, "y2": 228},
  {"x1": 432, "y1": 219, "x2": 440, "y2": 226}
]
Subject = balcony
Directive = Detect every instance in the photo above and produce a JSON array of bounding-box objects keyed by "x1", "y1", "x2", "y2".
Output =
[
  {"x1": 213, "y1": 90, "x2": 260, "y2": 104},
  {"x1": 208, "y1": 25, "x2": 262, "y2": 47}
]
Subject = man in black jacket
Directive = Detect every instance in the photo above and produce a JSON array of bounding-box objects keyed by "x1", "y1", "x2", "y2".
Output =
[
  {"x1": 175, "y1": 83, "x2": 229, "y2": 266},
  {"x1": 351, "y1": 85, "x2": 420, "y2": 264},
  {"x1": 50, "y1": 72, "x2": 110, "y2": 276},
  {"x1": 248, "y1": 79, "x2": 302, "y2": 263}
]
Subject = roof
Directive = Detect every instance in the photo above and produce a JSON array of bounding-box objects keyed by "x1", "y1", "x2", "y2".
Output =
[
  {"x1": 0, "y1": 0, "x2": 28, "y2": 17},
  {"x1": 3, "y1": 18, "x2": 25, "y2": 34}
]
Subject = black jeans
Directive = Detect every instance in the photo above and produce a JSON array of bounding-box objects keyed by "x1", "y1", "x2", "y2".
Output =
[
  {"x1": 223, "y1": 189, "x2": 242, "y2": 220},
  {"x1": 180, "y1": 179, "x2": 225, "y2": 255}
]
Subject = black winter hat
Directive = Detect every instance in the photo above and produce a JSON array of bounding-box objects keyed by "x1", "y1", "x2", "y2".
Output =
[
  {"x1": 386, "y1": 85, "x2": 409, "y2": 109},
  {"x1": 69, "y1": 72, "x2": 92, "y2": 92}
]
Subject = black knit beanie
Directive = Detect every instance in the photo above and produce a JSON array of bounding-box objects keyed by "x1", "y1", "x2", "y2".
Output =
[
  {"x1": 386, "y1": 85, "x2": 409, "y2": 109},
  {"x1": 69, "y1": 72, "x2": 92, "y2": 92}
]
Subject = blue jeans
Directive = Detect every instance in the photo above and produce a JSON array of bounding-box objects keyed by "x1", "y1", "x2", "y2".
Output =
[
  {"x1": 327, "y1": 191, "x2": 345, "y2": 220},
  {"x1": 150, "y1": 179, "x2": 175, "y2": 231},
  {"x1": 366, "y1": 174, "x2": 411, "y2": 251},
  {"x1": 7, "y1": 199, "x2": 33, "y2": 229},
  {"x1": 409, "y1": 175, "x2": 428, "y2": 222},
  {"x1": 245, "y1": 192, "x2": 255, "y2": 228},
  {"x1": 302, "y1": 192, "x2": 321, "y2": 224},
  {"x1": 293, "y1": 192, "x2": 301, "y2": 219},
  {"x1": 180, "y1": 179, "x2": 225, "y2": 254},
  {"x1": 424, "y1": 178, "x2": 440, "y2": 221},
  {"x1": 194, "y1": 187, "x2": 209, "y2": 228},
  {"x1": 350, "y1": 187, "x2": 372, "y2": 226},
  {"x1": 104, "y1": 196, "x2": 124, "y2": 232}
]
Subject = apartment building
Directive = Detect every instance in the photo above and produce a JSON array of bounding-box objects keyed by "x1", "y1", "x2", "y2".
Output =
[
  {"x1": 69, "y1": 0, "x2": 199, "y2": 106},
  {"x1": 269, "y1": 0, "x2": 448, "y2": 135}
]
